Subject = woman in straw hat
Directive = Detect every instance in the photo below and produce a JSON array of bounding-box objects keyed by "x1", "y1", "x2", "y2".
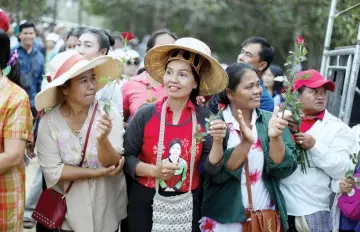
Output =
[
  {"x1": 123, "y1": 37, "x2": 229, "y2": 232},
  {"x1": 34, "y1": 50, "x2": 127, "y2": 232},
  {"x1": 200, "y1": 63, "x2": 297, "y2": 232},
  {"x1": 0, "y1": 29, "x2": 33, "y2": 232}
]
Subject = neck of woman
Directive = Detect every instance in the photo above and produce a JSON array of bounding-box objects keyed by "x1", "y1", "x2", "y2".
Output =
[
  {"x1": 266, "y1": 87, "x2": 274, "y2": 96},
  {"x1": 230, "y1": 103, "x2": 253, "y2": 125},
  {"x1": 167, "y1": 96, "x2": 189, "y2": 114},
  {"x1": 63, "y1": 100, "x2": 90, "y2": 117}
]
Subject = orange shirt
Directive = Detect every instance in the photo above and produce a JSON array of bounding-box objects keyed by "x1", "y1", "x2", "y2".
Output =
[{"x1": 0, "y1": 76, "x2": 33, "y2": 231}]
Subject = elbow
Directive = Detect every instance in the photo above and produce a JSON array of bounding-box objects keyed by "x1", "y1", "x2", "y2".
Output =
[
  {"x1": 226, "y1": 160, "x2": 237, "y2": 171},
  {"x1": 11, "y1": 152, "x2": 24, "y2": 167}
]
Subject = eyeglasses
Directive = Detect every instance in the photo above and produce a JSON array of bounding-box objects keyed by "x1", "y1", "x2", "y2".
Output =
[{"x1": 126, "y1": 60, "x2": 140, "y2": 66}]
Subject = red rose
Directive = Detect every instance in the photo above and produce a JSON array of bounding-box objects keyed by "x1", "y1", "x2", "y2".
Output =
[
  {"x1": 218, "y1": 103, "x2": 226, "y2": 111},
  {"x1": 296, "y1": 36, "x2": 304, "y2": 45},
  {"x1": 121, "y1": 32, "x2": 135, "y2": 42},
  {"x1": 46, "y1": 75, "x2": 52, "y2": 83}
]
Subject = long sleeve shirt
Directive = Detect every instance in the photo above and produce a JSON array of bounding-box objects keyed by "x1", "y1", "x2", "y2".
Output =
[{"x1": 280, "y1": 110, "x2": 357, "y2": 216}]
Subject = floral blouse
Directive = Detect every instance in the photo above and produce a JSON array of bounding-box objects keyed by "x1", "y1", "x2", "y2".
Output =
[{"x1": 36, "y1": 100, "x2": 127, "y2": 232}]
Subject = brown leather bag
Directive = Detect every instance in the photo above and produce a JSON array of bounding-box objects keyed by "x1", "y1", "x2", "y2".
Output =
[
  {"x1": 32, "y1": 102, "x2": 98, "y2": 229},
  {"x1": 242, "y1": 158, "x2": 282, "y2": 232}
]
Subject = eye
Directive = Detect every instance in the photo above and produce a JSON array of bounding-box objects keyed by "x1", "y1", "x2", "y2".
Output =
[
  {"x1": 85, "y1": 44, "x2": 92, "y2": 48},
  {"x1": 256, "y1": 81, "x2": 261, "y2": 86},
  {"x1": 180, "y1": 72, "x2": 187, "y2": 77},
  {"x1": 166, "y1": 70, "x2": 172, "y2": 75}
]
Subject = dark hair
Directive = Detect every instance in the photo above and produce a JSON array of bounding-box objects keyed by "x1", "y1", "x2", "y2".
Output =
[
  {"x1": 58, "y1": 44, "x2": 66, "y2": 53},
  {"x1": 0, "y1": 29, "x2": 23, "y2": 89},
  {"x1": 241, "y1": 37, "x2": 274, "y2": 71},
  {"x1": 268, "y1": 64, "x2": 284, "y2": 95},
  {"x1": 298, "y1": 86, "x2": 306, "y2": 94},
  {"x1": 218, "y1": 62, "x2": 256, "y2": 105},
  {"x1": 19, "y1": 21, "x2": 36, "y2": 33},
  {"x1": 82, "y1": 29, "x2": 115, "y2": 55},
  {"x1": 167, "y1": 138, "x2": 182, "y2": 159},
  {"x1": 67, "y1": 27, "x2": 86, "y2": 40},
  {"x1": 146, "y1": 29, "x2": 178, "y2": 52}
]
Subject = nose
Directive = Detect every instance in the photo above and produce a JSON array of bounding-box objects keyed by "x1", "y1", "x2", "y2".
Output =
[
  {"x1": 89, "y1": 79, "x2": 97, "y2": 91},
  {"x1": 76, "y1": 46, "x2": 84, "y2": 55},
  {"x1": 169, "y1": 73, "x2": 179, "y2": 83},
  {"x1": 237, "y1": 54, "x2": 245, "y2": 63}
]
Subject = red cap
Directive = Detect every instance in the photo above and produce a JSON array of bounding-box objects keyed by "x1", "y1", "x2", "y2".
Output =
[
  {"x1": 294, "y1": 69, "x2": 335, "y2": 92},
  {"x1": 0, "y1": 9, "x2": 10, "y2": 32}
]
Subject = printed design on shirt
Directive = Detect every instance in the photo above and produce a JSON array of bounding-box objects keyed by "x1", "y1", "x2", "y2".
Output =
[
  {"x1": 252, "y1": 138, "x2": 263, "y2": 151},
  {"x1": 200, "y1": 217, "x2": 216, "y2": 232},
  {"x1": 159, "y1": 138, "x2": 188, "y2": 192},
  {"x1": 227, "y1": 122, "x2": 236, "y2": 133},
  {"x1": 244, "y1": 168, "x2": 262, "y2": 186}
]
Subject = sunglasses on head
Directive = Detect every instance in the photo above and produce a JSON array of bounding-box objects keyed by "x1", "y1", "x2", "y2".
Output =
[{"x1": 126, "y1": 60, "x2": 140, "y2": 66}]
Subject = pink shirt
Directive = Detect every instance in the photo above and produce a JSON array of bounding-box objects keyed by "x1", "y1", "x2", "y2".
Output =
[{"x1": 122, "y1": 71, "x2": 167, "y2": 118}]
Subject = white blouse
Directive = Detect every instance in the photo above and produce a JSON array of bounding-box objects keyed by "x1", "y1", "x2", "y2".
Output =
[{"x1": 36, "y1": 100, "x2": 127, "y2": 232}]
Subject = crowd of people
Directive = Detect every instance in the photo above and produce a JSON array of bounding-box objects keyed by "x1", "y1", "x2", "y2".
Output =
[{"x1": 0, "y1": 7, "x2": 359, "y2": 232}]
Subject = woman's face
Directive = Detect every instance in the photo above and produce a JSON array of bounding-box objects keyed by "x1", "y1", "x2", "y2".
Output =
[
  {"x1": 61, "y1": 69, "x2": 97, "y2": 106},
  {"x1": 66, "y1": 35, "x2": 78, "y2": 50},
  {"x1": 262, "y1": 68, "x2": 275, "y2": 89},
  {"x1": 227, "y1": 69, "x2": 262, "y2": 110},
  {"x1": 163, "y1": 60, "x2": 198, "y2": 101},
  {"x1": 169, "y1": 143, "x2": 181, "y2": 162},
  {"x1": 76, "y1": 33, "x2": 105, "y2": 60}
]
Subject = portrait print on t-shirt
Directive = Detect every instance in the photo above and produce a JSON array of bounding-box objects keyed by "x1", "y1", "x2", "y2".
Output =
[{"x1": 159, "y1": 138, "x2": 188, "y2": 192}]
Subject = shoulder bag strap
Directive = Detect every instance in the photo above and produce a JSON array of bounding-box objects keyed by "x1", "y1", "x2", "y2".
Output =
[
  {"x1": 244, "y1": 158, "x2": 254, "y2": 211},
  {"x1": 64, "y1": 102, "x2": 99, "y2": 194}
]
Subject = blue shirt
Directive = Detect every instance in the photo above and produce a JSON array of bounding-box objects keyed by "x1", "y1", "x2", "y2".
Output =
[
  {"x1": 259, "y1": 79, "x2": 275, "y2": 112},
  {"x1": 207, "y1": 78, "x2": 275, "y2": 114},
  {"x1": 13, "y1": 45, "x2": 45, "y2": 109}
]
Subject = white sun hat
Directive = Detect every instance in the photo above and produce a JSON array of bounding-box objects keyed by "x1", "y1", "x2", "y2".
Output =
[{"x1": 35, "y1": 50, "x2": 123, "y2": 111}]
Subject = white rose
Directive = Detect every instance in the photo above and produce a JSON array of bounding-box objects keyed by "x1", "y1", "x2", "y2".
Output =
[
  {"x1": 277, "y1": 109, "x2": 292, "y2": 119},
  {"x1": 274, "y1": 76, "x2": 288, "y2": 82}
]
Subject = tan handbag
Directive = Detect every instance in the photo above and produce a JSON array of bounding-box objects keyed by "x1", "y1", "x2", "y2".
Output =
[{"x1": 242, "y1": 158, "x2": 282, "y2": 232}]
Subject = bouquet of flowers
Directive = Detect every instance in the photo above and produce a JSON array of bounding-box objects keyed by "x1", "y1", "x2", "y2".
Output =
[
  {"x1": 98, "y1": 32, "x2": 135, "y2": 114},
  {"x1": 274, "y1": 36, "x2": 311, "y2": 173}
]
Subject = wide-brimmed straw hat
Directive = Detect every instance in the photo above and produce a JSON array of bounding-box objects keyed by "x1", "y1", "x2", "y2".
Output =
[
  {"x1": 144, "y1": 37, "x2": 228, "y2": 96},
  {"x1": 35, "y1": 50, "x2": 123, "y2": 111}
]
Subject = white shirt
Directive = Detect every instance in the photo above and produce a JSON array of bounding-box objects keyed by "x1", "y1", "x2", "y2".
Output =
[
  {"x1": 223, "y1": 106, "x2": 274, "y2": 211},
  {"x1": 280, "y1": 110, "x2": 357, "y2": 216}
]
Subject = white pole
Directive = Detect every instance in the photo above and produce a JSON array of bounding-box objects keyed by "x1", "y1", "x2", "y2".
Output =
[{"x1": 320, "y1": 0, "x2": 337, "y2": 75}]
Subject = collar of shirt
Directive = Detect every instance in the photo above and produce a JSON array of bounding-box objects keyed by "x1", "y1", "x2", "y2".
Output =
[
  {"x1": 222, "y1": 105, "x2": 258, "y2": 131},
  {"x1": 300, "y1": 110, "x2": 326, "y2": 133},
  {"x1": 156, "y1": 96, "x2": 197, "y2": 124},
  {"x1": 15, "y1": 44, "x2": 39, "y2": 56}
]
